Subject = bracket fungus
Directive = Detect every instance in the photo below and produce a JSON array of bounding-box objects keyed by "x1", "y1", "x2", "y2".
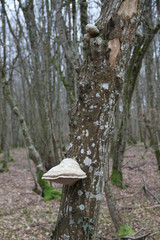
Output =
[
  {"x1": 42, "y1": 158, "x2": 87, "y2": 186},
  {"x1": 86, "y1": 24, "x2": 99, "y2": 37}
]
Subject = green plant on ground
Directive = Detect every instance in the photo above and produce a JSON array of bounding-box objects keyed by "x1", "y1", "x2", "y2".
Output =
[
  {"x1": 23, "y1": 209, "x2": 28, "y2": 215},
  {"x1": 118, "y1": 224, "x2": 134, "y2": 237}
]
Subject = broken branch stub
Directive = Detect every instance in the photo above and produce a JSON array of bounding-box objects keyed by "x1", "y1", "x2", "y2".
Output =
[
  {"x1": 118, "y1": 0, "x2": 138, "y2": 20},
  {"x1": 108, "y1": 38, "x2": 121, "y2": 67},
  {"x1": 42, "y1": 158, "x2": 87, "y2": 186}
]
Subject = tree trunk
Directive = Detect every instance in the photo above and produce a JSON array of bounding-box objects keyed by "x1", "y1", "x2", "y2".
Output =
[
  {"x1": 0, "y1": 0, "x2": 9, "y2": 172},
  {"x1": 111, "y1": 0, "x2": 160, "y2": 187},
  {"x1": 80, "y1": 0, "x2": 88, "y2": 36},
  {"x1": 136, "y1": 84, "x2": 144, "y2": 143},
  {"x1": 17, "y1": 0, "x2": 59, "y2": 169},
  {"x1": 51, "y1": 1, "x2": 144, "y2": 239},
  {"x1": 1, "y1": 98, "x2": 9, "y2": 172},
  {"x1": 144, "y1": 43, "x2": 160, "y2": 170},
  {"x1": 54, "y1": 0, "x2": 78, "y2": 104},
  {"x1": 0, "y1": 66, "x2": 61, "y2": 200}
]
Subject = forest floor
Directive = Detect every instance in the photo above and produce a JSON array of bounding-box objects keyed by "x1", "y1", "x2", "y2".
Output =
[{"x1": 0, "y1": 144, "x2": 160, "y2": 240}]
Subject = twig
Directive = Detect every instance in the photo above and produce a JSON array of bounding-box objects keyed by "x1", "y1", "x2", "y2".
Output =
[
  {"x1": 120, "y1": 232, "x2": 150, "y2": 239},
  {"x1": 123, "y1": 162, "x2": 146, "y2": 170},
  {"x1": 134, "y1": 227, "x2": 145, "y2": 236},
  {"x1": 117, "y1": 175, "x2": 160, "y2": 204},
  {"x1": 149, "y1": 231, "x2": 160, "y2": 237},
  {"x1": 117, "y1": 184, "x2": 144, "y2": 200},
  {"x1": 146, "y1": 205, "x2": 160, "y2": 209},
  {"x1": 140, "y1": 175, "x2": 160, "y2": 204}
]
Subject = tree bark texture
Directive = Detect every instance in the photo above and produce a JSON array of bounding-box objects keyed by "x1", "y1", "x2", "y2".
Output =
[{"x1": 51, "y1": 1, "x2": 144, "y2": 239}]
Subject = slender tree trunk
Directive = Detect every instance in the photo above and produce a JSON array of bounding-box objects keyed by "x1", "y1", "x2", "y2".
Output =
[
  {"x1": 144, "y1": 44, "x2": 160, "y2": 170},
  {"x1": 51, "y1": 1, "x2": 144, "y2": 239},
  {"x1": 136, "y1": 84, "x2": 144, "y2": 143},
  {"x1": 1, "y1": 98, "x2": 9, "y2": 172},
  {"x1": 54, "y1": 0, "x2": 78, "y2": 104},
  {"x1": 0, "y1": 73, "x2": 42, "y2": 175},
  {"x1": 0, "y1": 0, "x2": 9, "y2": 172},
  {"x1": 80, "y1": 0, "x2": 88, "y2": 36},
  {"x1": 105, "y1": 181, "x2": 123, "y2": 231},
  {"x1": 111, "y1": 0, "x2": 160, "y2": 187},
  {"x1": 0, "y1": 87, "x2": 3, "y2": 151},
  {"x1": 0, "y1": 66, "x2": 60, "y2": 199},
  {"x1": 10, "y1": 81, "x2": 19, "y2": 147}
]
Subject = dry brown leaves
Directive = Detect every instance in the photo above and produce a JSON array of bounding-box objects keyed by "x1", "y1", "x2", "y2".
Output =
[{"x1": 0, "y1": 144, "x2": 160, "y2": 239}]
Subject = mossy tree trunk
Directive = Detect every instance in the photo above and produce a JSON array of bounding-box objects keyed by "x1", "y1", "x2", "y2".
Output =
[
  {"x1": 111, "y1": 0, "x2": 160, "y2": 187},
  {"x1": 51, "y1": 1, "x2": 144, "y2": 239}
]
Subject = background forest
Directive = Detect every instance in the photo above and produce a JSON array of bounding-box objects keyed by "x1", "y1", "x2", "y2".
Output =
[{"x1": 0, "y1": 0, "x2": 160, "y2": 239}]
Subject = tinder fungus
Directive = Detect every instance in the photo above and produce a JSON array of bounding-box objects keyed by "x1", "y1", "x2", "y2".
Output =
[{"x1": 42, "y1": 158, "x2": 87, "y2": 186}]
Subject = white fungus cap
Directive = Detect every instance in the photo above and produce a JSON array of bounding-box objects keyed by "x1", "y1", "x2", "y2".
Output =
[
  {"x1": 86, "y1": 24, "x2": 99, "y2": 37},
  {"x1": 42, "y1": 158, "x2": 87, "y2": 186}
]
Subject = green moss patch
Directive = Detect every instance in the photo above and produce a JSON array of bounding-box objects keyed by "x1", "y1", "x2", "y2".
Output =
[
  {"x1": 38, "y1": 170, "x2": 62, "y2": 201},
  {"x1": 0, "y1": 161, "x2": 9, "y2": 172},
  {"x1": 9, "y1": 155, "x2": 14, "y2": 162},
  {"x1": 111, "y1": 167, "x2": 123, "y2": 188},
  {"x1": 118, "y1": 224, "x2": 134, "y2": 237}
]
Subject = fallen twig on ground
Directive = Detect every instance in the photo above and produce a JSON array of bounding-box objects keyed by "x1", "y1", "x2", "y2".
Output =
[
  {"x1": 117, "y1": 175, "x2": 160, "y2": 204},
  {"x1": 140, "y1": 175, "x2": 160, "y2": 204},
  {"x1": 120, "y1": 232, "x2": 150, "y2": 239}
]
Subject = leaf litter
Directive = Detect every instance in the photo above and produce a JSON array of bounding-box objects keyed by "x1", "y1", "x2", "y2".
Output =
[{"x1": 0, "y1": 144, "x2": 160, "y2": 239}]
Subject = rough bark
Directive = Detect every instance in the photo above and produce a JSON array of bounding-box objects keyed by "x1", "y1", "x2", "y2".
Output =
[{"x1": 51, "y1": 1, "x2": 143, "y2": 239}]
